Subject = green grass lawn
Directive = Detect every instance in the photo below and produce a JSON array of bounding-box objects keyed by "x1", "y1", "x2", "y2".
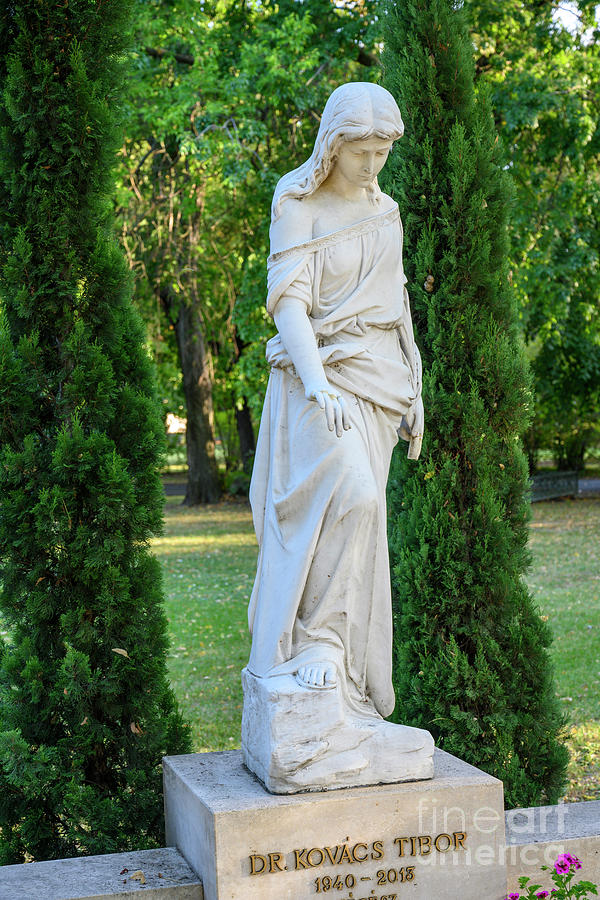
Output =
[
  {"x1": 527, "y1": 499, "x2": 600, "y2": 802},
  {"x1": 154, "y1": 499, "x2": 255, "y2": 751},
  {"x1": 154, "y1": 493, "x2": 600, "y2": 804}
]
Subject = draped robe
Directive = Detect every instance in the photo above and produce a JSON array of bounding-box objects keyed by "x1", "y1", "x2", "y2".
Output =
[{"x1": 247, "y1": 203, "x2": 422, "y2": 720}]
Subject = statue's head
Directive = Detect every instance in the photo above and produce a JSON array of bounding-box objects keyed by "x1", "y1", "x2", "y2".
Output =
[{"x1": 272, "y1": 82, "x2": 404, "y2": 220}]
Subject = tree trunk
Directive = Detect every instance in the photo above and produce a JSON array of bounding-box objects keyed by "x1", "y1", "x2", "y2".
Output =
[
  {"x1": 523, "y1": 426, "x2": 539, "y2": 475},
  {"x1": 166, "y1": 292, "x2": 220, "y2": 504},
  {"x1": 236, "y1": 396, "x2": 255, "y2": 473},
  {"x1": 563, "y1": 437, "x2": 586, "y2": 472},
  {"x1": 232, "y1": 332, "x2": 256, "y2": 473}
]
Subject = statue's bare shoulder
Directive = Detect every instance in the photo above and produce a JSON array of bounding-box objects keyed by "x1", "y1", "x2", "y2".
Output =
[
  {"x1": 270, "y1": 198, "x2": 314, "y2": 255},
  {"x1": 270, "y1": 191, "x2": 398, "y2": 256},
  {"x1": 378, "y1": 191, "x2": 399, "y2": 214},
  {"x1": 310, "y1": 188, "x2": 399, "y2": 239}
]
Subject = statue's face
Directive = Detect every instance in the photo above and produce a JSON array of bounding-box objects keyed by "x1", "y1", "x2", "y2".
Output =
[{"x1": 333, "y1": 136, "x2": 393, "y2": 189}]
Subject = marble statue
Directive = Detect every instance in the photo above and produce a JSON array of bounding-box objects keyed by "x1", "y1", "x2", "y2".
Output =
[{"x1": 241, "y1": 82, "x2": 434, "y2": 793}]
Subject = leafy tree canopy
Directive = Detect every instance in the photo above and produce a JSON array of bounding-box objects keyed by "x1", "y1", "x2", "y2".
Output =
[
  {"x1": 466, "y1": 0, "x2": 600, "y2": 468},
  {"x1": 116, "y1": 0, "x2": 380, "y2": 488}
]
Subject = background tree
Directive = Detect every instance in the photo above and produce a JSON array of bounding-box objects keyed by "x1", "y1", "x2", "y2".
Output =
[
  {"x1": 117, "y1": 0, "x2": 381, "y2": 501},
  {"x1": 465, "y1": 0, "x2": 600, "y2": 470},
  {"x1": 117, "y1": 0, "x2": 599, "y2": 491},
  {"x1": 382, "y1": 0, "x2": 569, "y2": 807},
  {"x1": 0, "y1": 0, "x2": 190, "y2": 863}
]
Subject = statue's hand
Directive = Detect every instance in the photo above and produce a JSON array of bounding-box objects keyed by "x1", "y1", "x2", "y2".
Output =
[
  {"x1": 410, "y1": 395, "x2": 424, "y2": 439},
  {"x1": 405, "y1": 395, "x2": 424, "y2": 460},
  {"x1": 307, "y1": 386, "x2": 351, "y2": 438},
  {"x1": 403, "y1": 396, "x2": 424, "y2": 438}
]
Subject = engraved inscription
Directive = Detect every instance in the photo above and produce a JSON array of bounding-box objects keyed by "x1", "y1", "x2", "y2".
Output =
[
  {"x1": 314, "y1": 867, "x2": 416, "y2": 893},
  {"x1": 246, "y1": 831, "x2": 468, "y2": 887},
  {"x1": 393, "y1": 831, "x2": 466, "y2": 857},
  {"x1": 314, "y1": 874, "x2": 356, "y2": 892},
  {"x1": 376, "y1": 867, "x2": 415, "y2": 885}
]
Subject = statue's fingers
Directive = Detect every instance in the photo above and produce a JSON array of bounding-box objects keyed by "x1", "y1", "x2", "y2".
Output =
[
  {"x1": 313, "y1": 390, "x2": 326, "y2": 410},
  {"x1": 414, "y1": 399, "x2": 424, "y2": 435},
  {"x1": 324, "y1": 396, "x2": 335, "y2": 431},
  {"x1": 332, "y1": 400, "x2": 344, "y2": 438},
  {"x1": 339, "y1": 396, "x2": 351, "y2": 431}
]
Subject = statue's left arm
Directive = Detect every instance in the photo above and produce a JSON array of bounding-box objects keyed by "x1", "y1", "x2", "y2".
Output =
[{"x1": 398, "y1": 286, "x2": 424, "y2": 460}]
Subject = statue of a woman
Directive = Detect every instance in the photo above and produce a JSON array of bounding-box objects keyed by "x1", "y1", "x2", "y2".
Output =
[{"x1": 242, "y1": 82, "x2": 433, "y2": 793}]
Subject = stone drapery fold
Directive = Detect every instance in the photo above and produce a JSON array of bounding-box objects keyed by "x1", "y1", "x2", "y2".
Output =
[{"x1": 248, "y1": 205, "x2": 422, "y2": 719}]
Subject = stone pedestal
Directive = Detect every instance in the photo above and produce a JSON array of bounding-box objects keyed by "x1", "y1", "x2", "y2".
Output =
[
  {"x1": 163, "y1": 749, "x2": 508, "y2": 900},
  {"x1": 241, "y1": 668, "x2": 434, "y2": 793}
]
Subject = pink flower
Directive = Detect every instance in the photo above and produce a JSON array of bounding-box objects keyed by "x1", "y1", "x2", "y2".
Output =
[
  {"x1": 554, "y1": 854, "x2": 571, "y2": 874},
  {"x1": 536, "y1": 892, "x2": 549, "y2": 898}
]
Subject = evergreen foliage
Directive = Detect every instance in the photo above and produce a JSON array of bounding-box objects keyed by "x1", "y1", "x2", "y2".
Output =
[
  {"x1": 381, "y1": 0, "x2": 569, "y2": 807},
  {"x1": 0, "y1": 0, "x2": 191, "y2": 862}
]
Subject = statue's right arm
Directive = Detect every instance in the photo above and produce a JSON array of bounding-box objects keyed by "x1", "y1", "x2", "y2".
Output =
[{"x1": 271, "y1": 201, "x2": 350, "y2": 437}]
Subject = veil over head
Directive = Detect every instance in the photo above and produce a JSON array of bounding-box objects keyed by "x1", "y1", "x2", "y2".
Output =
[{"x1": 272, "y1": 82, "x2": 404, "y2": 221}]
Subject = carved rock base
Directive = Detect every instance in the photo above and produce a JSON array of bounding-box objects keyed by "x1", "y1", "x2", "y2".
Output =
[
  {"x1": 163, "y1": 749, "x2": 508, "y2": 900},
  {"x1": 241, "y1": 667, "x2": 434, "y2": 794}
]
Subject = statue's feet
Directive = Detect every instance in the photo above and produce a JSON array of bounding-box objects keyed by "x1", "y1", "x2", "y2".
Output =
[{"x1": 296, "y1": 663, "x2": 337, "y2": 690}]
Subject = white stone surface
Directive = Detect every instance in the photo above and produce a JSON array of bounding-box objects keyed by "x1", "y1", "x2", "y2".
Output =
[
  {"x1": 163, "y1": 748, "x2": 507, "y2": 900},
  {"x1": 245, "y1": 81, "x2": 433, "y2": 793},
  {"x1": 505, "y1": 800, "x2": 600, "y2": 895},
  {"x1": 241, "y1": 667, "x2": 433, "y2": 793},
  {"x1": 0, "y1": 847, "x2": 202, "y2": 900}
]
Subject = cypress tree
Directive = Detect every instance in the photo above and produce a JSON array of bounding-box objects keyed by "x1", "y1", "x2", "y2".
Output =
[
  {"x1": 0, "y1": 0, "x2": 191, "y2": 863},
  {"x1": 381, "y1": 0, "x2": 569, "y2": 807}
]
